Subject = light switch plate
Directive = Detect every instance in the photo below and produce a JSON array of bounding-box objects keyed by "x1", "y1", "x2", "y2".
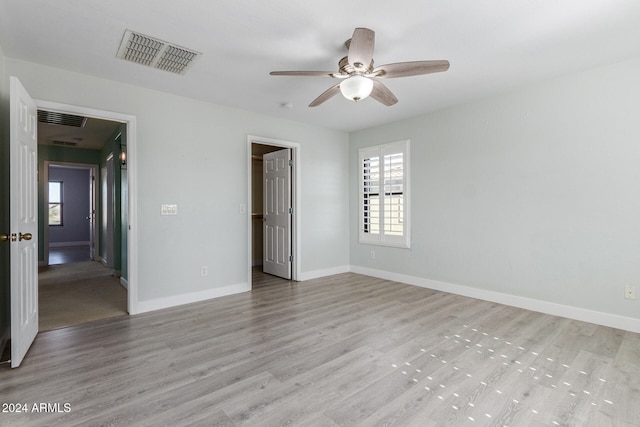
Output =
[{"x1": 161, "y1": 204, "x2": 178, "y2": 215}]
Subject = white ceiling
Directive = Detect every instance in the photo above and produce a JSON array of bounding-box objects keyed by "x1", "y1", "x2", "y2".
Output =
[{"x1": 1, "y1": 0, "x2": 639, "y2": 132}]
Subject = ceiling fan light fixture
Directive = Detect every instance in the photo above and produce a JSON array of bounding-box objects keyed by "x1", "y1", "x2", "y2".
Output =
[
  {"x1": 270, "y1": 27, "x2": 449, "y2": 107},
  {"x1": 340, "y1": 75, "x2": 373, "y2": 102}
]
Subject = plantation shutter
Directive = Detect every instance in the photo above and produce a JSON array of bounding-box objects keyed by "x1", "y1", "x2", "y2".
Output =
[{"x1": 359, "y1": 140, "x2": 410, "y2": 248}]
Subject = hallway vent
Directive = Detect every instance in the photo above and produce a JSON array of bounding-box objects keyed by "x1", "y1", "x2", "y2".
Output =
[
  {"x1": 116, "y1": 29, "x2": 201, "y2": 75},
  {"x1": 38, "y1": 110, "x2": 87, "y2": 128},
  {"x1": 52, "y1": 140, "x2": 79, "y2": 147}
]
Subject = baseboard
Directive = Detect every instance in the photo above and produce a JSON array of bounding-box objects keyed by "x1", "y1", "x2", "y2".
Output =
[
  {"x1": 120, "y1": 277, "x2": 128, "y2": 290},
  {"x1": 300, "y1": 265, "x2": 351, "y2": 281},
  {"x1": 49, "y1": 241, "x2": 90, "y2": 247},
  {"x1": 350, "y1": 266, "x2": 640, "y2": 334},
  {"x1": 136, "y1": 282, "x2": 251, "y2": 314}
]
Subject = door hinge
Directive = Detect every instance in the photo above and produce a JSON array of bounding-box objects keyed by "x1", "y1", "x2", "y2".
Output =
[
  {"x1": 289, "y1": 255, "x2": 293, "y2": 262},
  {"x1": 288, "y1": 159, "x2": 293, "y2": 167},
  {"x1": 288, "y1": 207, "x2": 293, "y2": 214}
]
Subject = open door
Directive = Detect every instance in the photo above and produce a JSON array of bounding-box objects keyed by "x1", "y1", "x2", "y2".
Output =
[
  {"x1": 263, "y1": 148, "x2": 292, "y2": 279},
  {"x1": 9, "y1": 77, "x2": 39, "y2": 368},
  {"x1": 102, "y1": 154, "x2": 115, "y2": 269},
  {"x1": 89, "y1": 169, "x2": 97, "y2": 261}
]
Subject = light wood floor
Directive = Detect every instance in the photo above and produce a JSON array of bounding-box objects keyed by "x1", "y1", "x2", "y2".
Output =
[
  {"x1": 48, "y1": 245, "x2": 91, "y2": 265},
  {"x1": 1, "y1": 271, "x2": 638, "y2": 426}
]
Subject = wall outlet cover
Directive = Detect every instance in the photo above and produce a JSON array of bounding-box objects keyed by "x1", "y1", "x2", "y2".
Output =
[{"x1": 624, "y1": 285, "x2": 636, "y2": 300}]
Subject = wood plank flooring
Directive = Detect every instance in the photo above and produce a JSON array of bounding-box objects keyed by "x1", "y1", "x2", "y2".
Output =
[
  {"x1": 1, "y1": 271, "x2": 638, "y2": 426},
  {"x1": 48, "y1": 245, "x2": 91, "y2": 265}
]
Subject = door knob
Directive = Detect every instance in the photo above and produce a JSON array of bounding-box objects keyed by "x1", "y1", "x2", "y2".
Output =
[
  {"x1": 19, "y1": 232, "x2": 33, "y2": 241},
  {"x1": 2, "y1": 233, "x2": 18, "y2": 242}
]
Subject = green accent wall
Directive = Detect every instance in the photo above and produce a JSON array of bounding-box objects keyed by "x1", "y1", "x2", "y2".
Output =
[
  {"x1": 99, "y1": 125, "x2": 125, "y2": 274},
  {"x1": 119, "y1": 128, "x2": 128, "y2": 282}
]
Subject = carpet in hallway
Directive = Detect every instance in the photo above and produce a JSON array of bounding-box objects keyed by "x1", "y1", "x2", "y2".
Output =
[{"x1": 39, "y1": 261, "x2": 127, "y2": 331}]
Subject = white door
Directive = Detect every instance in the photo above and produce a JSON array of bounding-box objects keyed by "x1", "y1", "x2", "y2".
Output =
[
  {"x1": 263, "y1": 149, "x2": 292, "y2": 279},
  {"x1": 9, "y1": 77, "x2": 39, "y2": 368},
  {"x1": 89, "y1": 170, "x2": 96, "y2": 260}
]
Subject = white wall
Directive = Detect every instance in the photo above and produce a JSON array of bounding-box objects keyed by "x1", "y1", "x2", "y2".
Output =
[
  {"x1": 350, "y1": 58, "x2": 640, "y2": 325},
  {"x1": 5, "y1": 58, "x2": 350, "y2": 306}
]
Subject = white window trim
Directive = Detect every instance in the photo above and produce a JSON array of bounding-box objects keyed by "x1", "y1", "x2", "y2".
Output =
[{"x1": 359, "y1": 139, "x2": 410, "y2": 248}]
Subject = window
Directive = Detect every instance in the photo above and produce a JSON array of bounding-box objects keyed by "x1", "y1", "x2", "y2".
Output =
[
  {"x1": 359, "y1": 140, "x2": 410, "y2": 248},
  {"x1": 49, "y1": 181, "x2": 63, "y2": 226}
]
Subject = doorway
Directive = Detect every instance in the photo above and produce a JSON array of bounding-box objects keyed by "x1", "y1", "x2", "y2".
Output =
[
  {"x1": 43, "y1": 162, "x2": 98, "y2": 265},
  {"x1": 35, "y1": 99, "x2": 138, "y2": 320},
  {"x1": 247, "y1": 135, "x2": 301, "y2": 287},
  {"x1": 7, "y1": 78, "x2": 138, "y2": 367},
  {"x1": 38, "y1": 112, "x2": 128, "y2": 331}
]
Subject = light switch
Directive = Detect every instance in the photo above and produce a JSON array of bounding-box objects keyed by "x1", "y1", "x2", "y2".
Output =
[{"x1": 161, "y1": 204, "x2": 178, "y2": 215}]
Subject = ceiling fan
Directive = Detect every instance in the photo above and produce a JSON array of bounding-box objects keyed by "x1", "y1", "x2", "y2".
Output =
[{"x1": 270, "y1": 27, "x2": 450, "y2": 107}]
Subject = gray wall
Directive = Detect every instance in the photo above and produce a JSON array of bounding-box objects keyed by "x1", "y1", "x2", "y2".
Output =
[
  {"x1": 350, "y1": 57, "x2": 640, "y2": 324},
  {"x1": 6, "y1": 38, "x2": 637, "y2": 329},
  {"x1": 4, "y1": 57, "x2": 350, "y2": 306},
  {"x1": 48, "y1": 166, "x2": 90, "y2": 244}
]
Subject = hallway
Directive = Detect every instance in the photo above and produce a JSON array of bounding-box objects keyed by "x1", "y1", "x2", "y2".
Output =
[{"x1": 38, "y1": 259, "x2": 127, "y2": 331}]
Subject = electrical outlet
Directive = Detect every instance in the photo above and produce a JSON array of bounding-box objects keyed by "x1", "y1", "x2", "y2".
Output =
[
  {"x1": 370, "y1": 250, "x2": 375, "y2": 260},
  {"x1": 201, "y1": 266, "x2": 208, "y2": 277},
  {"x1": 624, "y1": 285, "x2": 636, "y2": 300}
]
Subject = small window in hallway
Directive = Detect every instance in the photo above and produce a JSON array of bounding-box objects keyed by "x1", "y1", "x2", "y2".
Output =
[{"x1": 49, "y1": 181, "x2": 63, "y2": 226}]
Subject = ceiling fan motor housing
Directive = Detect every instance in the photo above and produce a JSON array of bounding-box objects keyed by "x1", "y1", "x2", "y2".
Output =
[
  {"x1": 338, "y1": 56, "x2": 374, "y2": 76},
  {"x1": 270, "y1": 27, "x2": 449, "y2": 107}
]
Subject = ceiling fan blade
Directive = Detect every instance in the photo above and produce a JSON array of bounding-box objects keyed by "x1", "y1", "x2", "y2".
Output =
[
  {"x1": 370, "y1": 80, "x2": 398, "y2": 106},
  {"x1": 270, "y1": 71, "x2": 335, "y2": 77},
  {"x1": 309, "y1": 83, "x2": 341, "y2": 107},
  {"x1": 348, "y1": 28, "x2": 375, "y2": 71},
  {"x1": 371, "y1": 60, "x2": 450, "y2": 78}
]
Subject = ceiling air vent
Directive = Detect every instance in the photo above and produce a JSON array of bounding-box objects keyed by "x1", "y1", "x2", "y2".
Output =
[
  {"x1": 52, "y1": 140, "x2": 79, "y2": 147},
  {"x1": 116, "y1": 29, "x2": 201, "y2": 75},
  {"x1": 38, "y1": 110, "x2": 87, "y2": 128}
]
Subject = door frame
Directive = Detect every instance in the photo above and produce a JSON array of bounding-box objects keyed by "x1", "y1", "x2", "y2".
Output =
[
  {"x1": 42, "y1": 161, "x2": 99, "y2": 265},
  {"x1": 36, "y1": 99, "x2": 139, "y2": 314},
  {"x1": 247, "y1": 135, "x2": 300, "y2": 284}
]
